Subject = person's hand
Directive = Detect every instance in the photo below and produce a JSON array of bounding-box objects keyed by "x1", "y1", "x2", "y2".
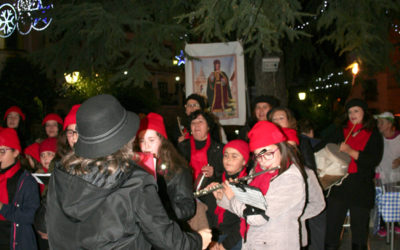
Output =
[
  {"x1": 37, "y1": 231, "x2": 48, "y2": 240},
  {"x1": 178, "y1": 133, "x2": 187, "y2": 143},
  {"x1": 198, "y1": 228, "x2": 212, "y2": 250},
  {"x1": 392, "y1": 157, "x2": 400, "y2": 169},
  {"x1": 202, "y1": 165, "x2": 214, "y2": 178},
  {"x1": 339, "y1": 142, "x2": 351, "y2": 154},
  {"x1": 222, "y1": 180, "x2": 235, "y2": 200},
  {"x1": 207, "y1": 182, "x2": 223, "y2": 200},
  {"x1": 209, "y1": 241, "x2": 219, "y2": 250}
]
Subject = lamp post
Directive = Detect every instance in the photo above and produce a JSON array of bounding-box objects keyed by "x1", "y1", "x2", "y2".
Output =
[
  {"x1": 64, "y1": 72, "x2": 80, "y2": 84},
  {"x1": 298, "y1": 92, "x2": 306, "y2": 101}
]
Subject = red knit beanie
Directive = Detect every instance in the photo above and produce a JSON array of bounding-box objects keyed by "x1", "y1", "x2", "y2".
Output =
[
  {"x1": 282, "y1": 127, "x2": 299, "y2": 145},
  {"x1": 248, "y1": 121, "x2": 287, "y2": 152},
  {"x1": 4, "y1": 106, "x2": 25, "y2": 121},
  {"x1": 42, "y1": 113, "x2": 63, "y2": 126},
  {"x1": 0, "y1": 128, "x2": 21, "y2": 153},
  {"x1": 137, "y1": 112, "x2": 168, "y2": 139},
  {"x1": 223, "y1": 139, "x2": 250, "y2": 164},
  {"x1": 39, "y1": 138, "x2": 57, "y2": 154},
  {"x1": 24, "y1": 143, "x2": 40, "y2": 162},
  {"x1": 63, "y1": 104, "x2": 81, "y2": 130}
]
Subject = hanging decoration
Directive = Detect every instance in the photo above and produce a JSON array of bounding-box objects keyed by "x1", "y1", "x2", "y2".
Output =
[{"x1": 0, "y1": 0, "x2": 53, "y2": 38}]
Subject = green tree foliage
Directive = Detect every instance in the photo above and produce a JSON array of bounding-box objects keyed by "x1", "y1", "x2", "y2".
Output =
[
  {"x1": 316, "y1": 0, "x2": 400, "y2": 72},
  {"x1": 178, "y1": 0, "x2": 309, "y2": 55},
  {"x1": 31, "y1": 0, "x2": 399, "y2": 88},
  {"x1": 31, "y1": 0, "x2": 189, "y2": 86}
]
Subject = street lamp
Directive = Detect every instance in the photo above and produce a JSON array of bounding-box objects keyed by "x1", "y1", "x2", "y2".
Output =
[
  {"x1": 298, "y1": 92, "x2": 306, "y2": 101},
  {"x1": 64, "y1": 72, "x2": 80, "y2": 84}
]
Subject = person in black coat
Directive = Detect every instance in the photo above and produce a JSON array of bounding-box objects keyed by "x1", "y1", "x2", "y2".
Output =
[
  {"x1": 45, "y1": 94, "x2": 211, "y2": 250},
  {"x1": 315, "y1": 98, "x2": 383, "y2": 250},
  {"x1": 135, "y1": 112, "x2": 196, "y2": 228},
  {"x1": 178, "y1": 110, "x2": 224, "y2": 231}
]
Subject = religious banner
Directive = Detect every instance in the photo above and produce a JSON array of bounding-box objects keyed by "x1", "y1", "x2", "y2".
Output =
[{"x1": 185, "y1": 41, "x2": 246, "y2": 125}]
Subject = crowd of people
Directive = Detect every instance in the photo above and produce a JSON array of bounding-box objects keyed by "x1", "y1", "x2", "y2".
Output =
[{"x1": 0, "y1": 93, "x2": 399, "y2": 250}]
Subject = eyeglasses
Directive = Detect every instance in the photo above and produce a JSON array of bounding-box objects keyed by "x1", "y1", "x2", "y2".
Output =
[
  {"x1": 66, "y1": 129, "x2": 78, "y2": 137},
  {"x1": 185, "y1": 103, "x2": 200, "y2": 108},
  {"x1": 0, "y1": 148, "x2": 13, "y2": 155},
  {"x1": 254, "y1": 148, "x2": 279, "y2": 162}
]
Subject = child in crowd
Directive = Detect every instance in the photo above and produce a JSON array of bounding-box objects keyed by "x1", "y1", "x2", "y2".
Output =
[
  {"x1": 136, "y1": 112, "x2": 196, "y2": 229},
  {"x1": 208, "y1": 139, "x2": 249, "y2": 250},
  {"x1": 42, "y1": 114, "x2": 63, "y2": 139},
  {"x1": 213, "y1": 121, "x2": 306, "y2": 249},
  {"x1": 3, "y1": 106, "x2": 27, "y2": 149},
  {"x1": 39, "y1": 138, "x2": 57, "y2": 173},
  {"x1": 0, "y1": 128, "x2": 40, "y2": 249},
  {"x1": 24, "y1": 142, "x2": 41, "y2": 172}
]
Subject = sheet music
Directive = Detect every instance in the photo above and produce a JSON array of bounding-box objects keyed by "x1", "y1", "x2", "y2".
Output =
[
  {"x1": 229, "y1": 184, "x2": 267, "y2": 211},
  {"x1": 32, "y1": 173, "x2": 51, "y2": 185}
]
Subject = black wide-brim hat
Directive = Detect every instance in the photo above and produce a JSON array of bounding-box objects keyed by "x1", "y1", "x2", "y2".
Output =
[{"x1": 74, "y1": 94, "x2": 139, "y2": 159}]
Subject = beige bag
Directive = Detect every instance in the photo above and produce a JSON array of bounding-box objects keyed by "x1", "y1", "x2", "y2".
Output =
[
  {"x1": 315, "y1": 143, "x2": 351, "y2": 190},
  {"x1": 188, "y1": 200, "x2": 209, "y2": 231}
]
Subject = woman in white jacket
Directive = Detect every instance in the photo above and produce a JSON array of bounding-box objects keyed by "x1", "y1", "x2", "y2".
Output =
[{"x1": 212, "y1": 121, "x2": 307, "y2": 249}]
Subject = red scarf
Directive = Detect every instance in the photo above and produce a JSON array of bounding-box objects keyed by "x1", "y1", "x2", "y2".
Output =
[
  {"x1": 239, "y1": 164, "x2": 279, "y2": 238},
  {"x1": 343, "y1": 121, "x2": 372, "y2": 173},
  {"x1": 0, "y1": 162, "x2": 21, "y2": 221},
  {"x1": 214, "y1": 168, "x2": 247, "y2": 226},
  {"x1": 189, "y1": 134, "x2": 211, "y2": 181}
]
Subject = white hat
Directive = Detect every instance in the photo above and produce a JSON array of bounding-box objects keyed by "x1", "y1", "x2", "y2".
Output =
[{"x1": 374, "y1": 111, "x2": 395, "y2": 121}]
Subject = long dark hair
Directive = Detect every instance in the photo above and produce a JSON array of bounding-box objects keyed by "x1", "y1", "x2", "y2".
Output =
[
  {"x1": 275, "y1": 141, "x2": 307, "y2": 180},
  {"x1": 57, "y1": 130, "x2": 72, "y2": 159},
  {"x1": 134, "y1": 132, "x2": 190, "y2": 180},
  {"x1": 62, "y1": 138, "x2": 135, "y2": 176},
  {"x1": 343, "y1": 108, "x2": 376, "y2": 131}
]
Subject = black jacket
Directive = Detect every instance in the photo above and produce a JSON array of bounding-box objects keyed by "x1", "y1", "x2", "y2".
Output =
[
  {"x1": 157, "y1": 167, "x2": 196, "y2": 224},
  {"x1": 315, "y1": 127, "x2": 383, "y2": 208},
  {"x1": 46, "y1": 161, "x2": 202, "y2": 250},
  {"x1": 298, "y1": 134, "x2": 317, "y2": 172}
]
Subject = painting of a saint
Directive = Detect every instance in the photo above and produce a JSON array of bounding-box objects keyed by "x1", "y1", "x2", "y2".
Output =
[{"x1": 206, "y1": 59, "x2": 233, "y2": 112}]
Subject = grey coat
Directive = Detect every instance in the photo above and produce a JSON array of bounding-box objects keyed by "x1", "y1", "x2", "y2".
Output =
[{"x1": 218, "y1": 164, "x2": 306, "y2": 250}]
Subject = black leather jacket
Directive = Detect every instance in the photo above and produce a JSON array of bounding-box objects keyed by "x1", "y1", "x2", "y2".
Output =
[
  {"x1": 46, "y1": 161, "x2": 202, "y2": 250},
  {"x1": 157, "y1": 167, "x2": 196, "y2": 223}
]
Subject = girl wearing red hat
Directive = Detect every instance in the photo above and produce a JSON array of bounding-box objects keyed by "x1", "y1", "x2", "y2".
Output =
[
  {"x1": 56, "y1": 105, "x2": 80, "y2": 159},
  {"x1": 24, "y1": 143, "x2": 41, "y2": 172},
  {"x1": 42, "y1": 113, "x2": 63, "y2": 138},
  {"x1": 212, "y1": 121, "x2": 307, "y2": 249},
  {"x1": 269, "y1": 107, "x2": 325, "y2": 249},
  {"x1": 3, "y1": 106, "x2": 27, "y2": 149},
  {"x1": 207, "y1": 140, "x2": 249, "y2": 250},
  {"x1": 0, "y1": 128, "x2": 40, "y2": 249},
  {"x1": 136, "y1": 112, "x2": 196, "y2": 226},
  {"x1": 39, "y1": 138, "x2": 57, "y2": 173}
]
